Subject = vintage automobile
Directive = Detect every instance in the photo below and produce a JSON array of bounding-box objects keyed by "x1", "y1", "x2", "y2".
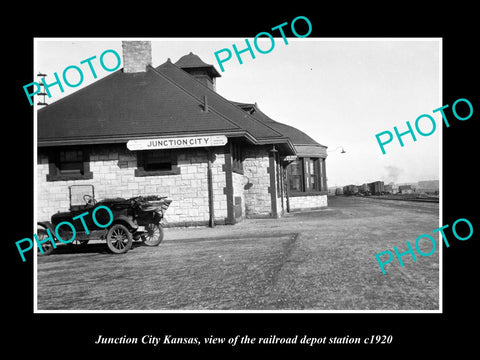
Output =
[{"x1": 37, "y1": 185, "x2": 172, "y2": 255}]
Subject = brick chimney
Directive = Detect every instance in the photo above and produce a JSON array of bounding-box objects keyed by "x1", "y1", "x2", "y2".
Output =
[{"x1": 122, "y1": 41, "x2": 152, "y2": 73}]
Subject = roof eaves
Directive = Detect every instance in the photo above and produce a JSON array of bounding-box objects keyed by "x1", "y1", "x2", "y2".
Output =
[
  {"x1": 38, "y1": 129, "x2": 259, "y2": 147},
  {"x1": 255, "y1": 137, "x2": 296, "y2": 154},
  {"x1": 232, "y1": 101, "x2": 325, "y2": 148}
]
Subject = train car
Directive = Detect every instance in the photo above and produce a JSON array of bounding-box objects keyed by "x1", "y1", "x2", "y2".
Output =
[
  {"x1": 368, "y1": 181, "x2": 385, "y2": 195},
  {"x1": 343, "y1": 184, "x2": 358, "y2": 195},
  {"x1": 357, "y1": 183, "x2": 370, "y2": 195}
]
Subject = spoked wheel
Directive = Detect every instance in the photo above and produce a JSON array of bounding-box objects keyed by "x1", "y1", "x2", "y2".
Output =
[
  {"x1": 37, "y1": 228, "x2": 55, "y2": 256},
  {"x1": 106, "y1": 224, "x2": 132, "y2": 254},
  {"x1": 141, "y1": 223, "x2": 164, "y2": 247}
]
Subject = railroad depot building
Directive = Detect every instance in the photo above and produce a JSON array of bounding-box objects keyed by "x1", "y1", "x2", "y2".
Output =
[{"x1": 37, "y1": 41, "x2": 328, "y2": 226}]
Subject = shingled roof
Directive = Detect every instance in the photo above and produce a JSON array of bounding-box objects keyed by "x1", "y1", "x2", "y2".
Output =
[
  {"x1": 174, "y1": 52, "x2": 221, "y2": 78},
  {"x1": 231, "y1": 101, "x2": 327, "y2": 157},
  {"x1": 154, "y1": 61, "x2": 291, "y2": 143},
  {"x1": 38, "y1": 69, "x2": 228, "y2": 144},
  {"x1": 37, "y1": 52, "x2": 326, "y2": 157}
]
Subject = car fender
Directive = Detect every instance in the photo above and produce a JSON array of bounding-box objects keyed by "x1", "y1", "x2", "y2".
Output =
[
  {"x1": 37, "y1": 221, "x2": 56, "y2": 235},
  {"x1": 110, "y1": 215, "x2": 138, "y2": 231}
]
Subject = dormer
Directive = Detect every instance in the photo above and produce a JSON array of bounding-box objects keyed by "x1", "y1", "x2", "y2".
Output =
[{"x1": 175, "y1": 52, "x2": 221, "y2": 91}]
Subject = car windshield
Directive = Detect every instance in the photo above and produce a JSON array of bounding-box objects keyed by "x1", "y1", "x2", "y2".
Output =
[{"x1": 69, "y1": 185, "x2": 95, "y2": 208}]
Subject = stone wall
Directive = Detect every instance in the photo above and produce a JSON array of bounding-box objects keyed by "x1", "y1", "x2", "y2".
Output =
[
  {"x1": 288, "y1": 194, "x2": 328, "y2": 211},
  {"x1": 242, "y1": 145, "x2": 272, "y2": 217},
  {"x1": 36, "y1": 143, "x2": 299, "y2": 225},
  {"x1": 232, "y1": 171, "x2": 246, "y2": 221},
  {"x1": 37, "y1": 144, "x2": 228, "y2": 225}
]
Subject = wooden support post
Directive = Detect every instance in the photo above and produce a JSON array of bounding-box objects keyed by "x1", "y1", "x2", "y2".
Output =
[{"x1": 206, "y1": 148, "x2": 215, "y2": 228}]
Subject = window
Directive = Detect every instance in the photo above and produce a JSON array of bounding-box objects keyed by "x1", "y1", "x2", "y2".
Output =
[
  {"x1": 47, "y1": 148, "x2": 93, "y2": 181},
  {"x1": 135, "y1": 150, "x2": 180, "y2": 177},
  {"x1": 59, "y1": 150, "x2": 84, "y2": 175},
  {"x1": 143, "y1": 151, "x2": 173, "y2": 171},
  {"x1": 288, "y1": 160, "x2": 304, "y2": 191},
  {"x1": 231, "y1": 142, "x2": 243, "y2": 173},
  {"x1": 305, "y1": 158, "x2": 320, "y2": 191},
  {"x1": 287, "y1": 157, "x2": 325, "y2": 194}
]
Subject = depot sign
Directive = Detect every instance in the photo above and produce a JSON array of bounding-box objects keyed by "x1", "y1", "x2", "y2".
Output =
[{"x1": 127, "y1": 135, "x2": 228, "y2": 151}]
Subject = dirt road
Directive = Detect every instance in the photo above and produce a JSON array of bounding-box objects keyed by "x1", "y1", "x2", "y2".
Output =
[{"x1": 36, "y1": 196, "x2": 439, "y2": 311}]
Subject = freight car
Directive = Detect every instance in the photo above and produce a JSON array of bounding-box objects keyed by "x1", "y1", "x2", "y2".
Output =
[
  {"x1": 357, "y1": 183, "x2": 370, "y2": 195},
  {"x1": 343, "y1": 185, "x2": 359, "y2": 196},
  {"x1": 368, "y1": 181, "x2": 385, "y2": 195}
]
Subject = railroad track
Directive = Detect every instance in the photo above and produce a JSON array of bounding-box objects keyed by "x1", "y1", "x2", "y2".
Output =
[{"x1": 368, "y1": 195, "x2": 439, "y2": 203}]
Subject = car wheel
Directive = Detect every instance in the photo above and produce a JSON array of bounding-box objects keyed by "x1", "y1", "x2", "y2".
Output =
[
  {"x1": 106, "y1": 224, "x2": 132, "y2": 254},
  {"x1": 37, "y1": 228, "x2": 55, "y2": 256},
  {"x1": 141, "y1": 223, "x2": 164, "y2": 247}
]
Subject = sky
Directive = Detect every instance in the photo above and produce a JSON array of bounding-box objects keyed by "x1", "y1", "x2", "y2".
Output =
[{"x1": 35, "y1": 38, "x2": 441, "y2": 187}]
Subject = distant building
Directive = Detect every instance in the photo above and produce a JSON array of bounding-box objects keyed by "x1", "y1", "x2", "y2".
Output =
[
  {"x1": 398, "y1": 185, "x2": 413, "y2": 194},
  {"x1": 417, "y1": 180, "x2": 439, "y2": 194},
  {"x1": 386, "y1": 182, "x2": 398, "y2": 194}
]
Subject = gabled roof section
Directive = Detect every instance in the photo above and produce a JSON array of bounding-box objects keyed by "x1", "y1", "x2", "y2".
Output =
[
  {"x1": 155, "y1": 60, "x2": 290, "y2": 143},
  {"x1": 37, "y1": 52, "x2": 315, "y2": 157},
  {"x1": 37, "y1": 68, "x2": 244, "y2": 146},
  {"x1": 231, "y1": 101, "x2": 328, "y2": 157}
]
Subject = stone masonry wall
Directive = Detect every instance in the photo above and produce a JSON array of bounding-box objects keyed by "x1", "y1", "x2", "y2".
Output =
[
  {"x1": 288, "y1": 194, "x2": 328, "y2": 211},
  {"x1": 232, "y1": 171, "x2": 246, "y2": 221},
  {"x1": 37, "y1": 144, "x2": 228, "y2": 225},
  {"x1": 243, "y1": 145, "x2": 272, "y2": 217}
]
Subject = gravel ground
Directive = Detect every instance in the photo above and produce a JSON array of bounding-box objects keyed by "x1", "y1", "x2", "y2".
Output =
[{"x1": 36, "y1": 196, "x2": 439, "y2": 311}]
